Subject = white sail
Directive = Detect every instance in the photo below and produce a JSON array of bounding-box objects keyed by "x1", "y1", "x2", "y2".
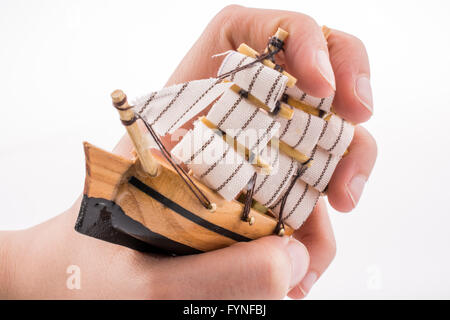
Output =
[
  {"x1": 171, "y1": 121, "x2": 255, "y2": 201},
  {"x1": 252, "y1": 145, "x2": 298, "y2": 208},
  {"x1": 277, "y1": 108, "x2": 326, "y2": 155},
  {"x1": 137, "y1": 45, "x2": 354, "y2": 230},
  {"x1": 318, "y1": 114, "x2": 354, "y2": 157},
  {"x1": 270, "y1": 179, "x2": 320, "y2": 229},
  {"x1": 276, "y1": 108, "x2": 354, "y2": 157},
  {"x1": 134, "y1": 79, "x2": 231, "y2": 136},
  {"x1": 285, "y1": 85, "x2": 334, "y2": 113},
  {"x1": 217, "y1": 51, "x2": 288, "y2": 112},
  {"x1": 299, "y1": 146, "x2": 340, "y2": 192},
  {"x1": 206, "y1": 89, "x2": 280, "y2": 155}
]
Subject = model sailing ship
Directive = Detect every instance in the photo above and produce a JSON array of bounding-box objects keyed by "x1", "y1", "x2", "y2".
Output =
[{"x1": 75, "y1": 28, "x2": 354, "y2": 255}]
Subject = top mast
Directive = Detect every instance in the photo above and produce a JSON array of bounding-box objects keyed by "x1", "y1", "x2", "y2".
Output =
[{"x1": 111, "y1": 89, "x2": 159, "y2": 177}]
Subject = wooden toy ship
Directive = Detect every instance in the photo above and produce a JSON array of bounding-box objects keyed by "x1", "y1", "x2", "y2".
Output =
[{"x1": 75, "y1": 28, "x2": 354, "y2": 255}]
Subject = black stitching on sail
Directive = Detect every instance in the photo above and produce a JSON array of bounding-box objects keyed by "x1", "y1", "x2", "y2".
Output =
[
  {"x1": 129, "y1": 177, "x2": 251, "y2": 243},
  {"x1": 296, "y1": 145, "x2": 319, "y2": 178},
  {"x1": 293, "y1": 114, "x2": 311, "y2": 149},
  {"x1": 254, "y1": 150, "x2": 280, "y2": 195},
  {"x1": 265, "y1": 158, "x2": 295, "y2": 207},
  {"x1": 283, "y1": 184, "x2": 309, "y2": 221},
  {"x1": 317, "y1": 98, "x2": 325, "y2": 109},
  {"x1": 165, "y1": 80, "x2": 221, "y2": 134},
  {"x1": 230, "y1": 56, "x2": 249, "y2": 82},
  {"x1": 269, "y1": 166, "x2": 307, "y2": 210},
  {"x1": 217, "y1": 95, "x2": 243, "y2": 128},
  {"x1": 265, "y1": 73, "x2": 284, "y2": 105},
  {"x1": 214, "y1": 160, "x2": 245, "y2": 193},
  {"x1": 319, "y1": 120, "x2": 329, "y2": 140},
  {"x1": 249, "y1": 120, "x2": 277, "y2": 153},
  {"x1": 312, "y1": 192, "x2": 321, "y2": 209},
  {"x1": 279, "y1": 118, "x2": 292, "y2": 140},
  {"x1": 201, "y1": 106, "x2": 259, "y2": 179},
  {"x1": 216, "y1": 64, "x2": 264, "y2": 128},
  {"x1": 187, "y1": 134, "x2": 215, "y2": 164},
  {"x1": 138, "y1": 91, "x2": 157, "y2": 115},
  {"x1": 150, "y1": 82, "x2": 189, "y2": 126},
  {"x1": 247, "y1": 64, "x2": 265, "y2": 93},
  {"x1": 313, "y1": 153, "x2": 333, "y2": 188},
  {"x1": 235, "y1": 108, "x2": 259, "y2": 139},
  {"x1": 199, "y1": 145, "x2": 231, "y2": 179},
  {"x1": 326, "y1": 117, "x2": 345, "y2": 153},
  {"x1": 300, "y1": 93, "x2": 307, "y2": 101}
]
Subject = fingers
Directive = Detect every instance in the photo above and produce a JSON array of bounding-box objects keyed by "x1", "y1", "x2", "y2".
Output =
[
  {"x1": 171, "y1": 5, "x2": 335, "y2": 97},
  {"x1": 327, "y1": 126, "x2": 377, "y2": 212},
  {"x1": 151, "y1": 235, "x2": 309, "y2": 299},
  {"x1": 288, "y1": 198, "x2": 335, "y2": 299},
  {"x1": 327, "y1": 29, "x2": 373, "y2": 123},
  {"x1": 220, "y1": 6, "x2": 335, "y2": 98}
]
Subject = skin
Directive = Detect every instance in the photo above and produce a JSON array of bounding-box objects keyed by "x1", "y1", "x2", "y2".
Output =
[{"x1": 0, "y1": 5, "x2": 377, "y2": 299}]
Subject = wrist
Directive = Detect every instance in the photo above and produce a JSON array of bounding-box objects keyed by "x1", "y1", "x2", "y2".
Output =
[{"x1": 0, "y1": 231, "x2": 13, "y2": 298}]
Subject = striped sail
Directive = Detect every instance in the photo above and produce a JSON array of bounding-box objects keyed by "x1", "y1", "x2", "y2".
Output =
[
  {"x1": 285, "y1": 85, "x2": 334, "y2": 113},
  {"x1": 137, "y1": 49, "x2": 354, "y2": 230},
  {"x1": 206, "y1": 89, "x2": 280, "y2": 155},
  {"x1": 217, "y1": 51, "x2": 288, "y2": 112},
  {"x1": 171, "y1": 121, "x2": 255, "y2": 201},
  {"x1": 134, "y1": 79, "x2": 231, "y2": 136},
  {"x1": 252, "y1": 145, "x2": 298, "y2": 208}
]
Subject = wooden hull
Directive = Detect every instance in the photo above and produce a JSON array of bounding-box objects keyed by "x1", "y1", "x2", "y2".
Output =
[{"x1": 75, "y1": 142, "x2": 293, "y2": 255}]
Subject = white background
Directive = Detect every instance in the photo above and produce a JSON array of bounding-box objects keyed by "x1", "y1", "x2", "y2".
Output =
[{"x1": 1, "y1": 0, "x2": 449, "y2": 299}]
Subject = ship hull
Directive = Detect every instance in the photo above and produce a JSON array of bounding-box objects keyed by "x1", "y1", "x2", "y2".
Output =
[{"x1": 75, "y1": 142, "x2": 293, "y2": 255}]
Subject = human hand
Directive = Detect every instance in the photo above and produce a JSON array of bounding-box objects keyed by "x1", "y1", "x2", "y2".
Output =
[{"x1": 0, "y1": 5, "x2": 376, "y2": 299}]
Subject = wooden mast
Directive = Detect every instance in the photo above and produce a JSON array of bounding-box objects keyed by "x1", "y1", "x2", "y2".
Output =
[{"x1": 111, "y1": 89, "x2": 159, "y2": 176}]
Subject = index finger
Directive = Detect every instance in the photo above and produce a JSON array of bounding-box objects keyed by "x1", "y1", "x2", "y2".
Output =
[{"x1": 169, "y1": 5, "x2": 335, "y2": 98}]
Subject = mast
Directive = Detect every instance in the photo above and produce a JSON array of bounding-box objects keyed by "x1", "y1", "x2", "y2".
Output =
[{"x1": 111, "y1": 89, "x2": 159, "y2": 176}]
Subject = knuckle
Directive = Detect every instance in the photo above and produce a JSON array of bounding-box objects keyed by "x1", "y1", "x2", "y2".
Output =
[
  {"x1": 343, "y1": 33, "x2": 367, "y2": 54},
  {"x1": 300, "y1": 13, "x2": 319, "y2": 28},
  {"x1": 214, "y1": 4, "x2": 243, "y2": 24},
  {"x1": 210, "y1": 5, "x2": 246, "y2": 46}
]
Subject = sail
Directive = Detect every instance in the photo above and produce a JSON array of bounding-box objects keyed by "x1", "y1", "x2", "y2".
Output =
[
  {"x1": 270, "y1": 179, "x2": 320, "y2": 229},
  {"x1": 134, "y1": 79, "x2": 231, "y2": 136},
  {"x1": 285, "y1": 85, "x2": 334, "y2": 113},
  {"x1": 217, "y1": 51, "x2": 288, "y2": 112},
  {"x1": 277, "y1": 108, "x2": 326, "y2": 155},
  {"x1": 299, "y1": 146, "x2": 340, "y2": 192},
  {"x1": 318, "y1": 114, "x2": 354, "y2": 157},
  {"x1": 171, "y1": 121, "x2": 255, "y2": 201},
  {"x1": 276, "y1": 108, "x2": 354, "y2": 157},
  {"x1": 206, "y1": 89, "x2": 280, "y2": 155},
  {"x1": 252, "y1": 145, "x2": 298, "y2": 208},
  {"x1": 142, "y1": 43, "x2": 354, "y2": 230}
]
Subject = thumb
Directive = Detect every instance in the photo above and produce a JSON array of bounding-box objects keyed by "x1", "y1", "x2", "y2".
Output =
[{"x1": 153, "y1": 236, "x2": 310, "y2": 299}]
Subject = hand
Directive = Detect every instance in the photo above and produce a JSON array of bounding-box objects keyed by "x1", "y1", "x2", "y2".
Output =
[{"x1": 0, "y1": 5, "x2": 376, "y2": 299}]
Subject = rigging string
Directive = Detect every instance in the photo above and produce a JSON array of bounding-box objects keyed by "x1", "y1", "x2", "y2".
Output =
[
  {"x1": 242, "y1": 172, "x2": 258, "y2": 222},
  {"x1": 127, "y1": 35, "x2": 299, "y2": 233},
  {"x1": 275, "y1": 166, "x2": 307, "y2": 235},
  {"x1": 112, "y1": 99, "x2": 213, "y2": 209},
  {"x1": 135, "y1": 113, "x2": 214, "y2": 210},
  {"x1": 216, "y1": 36, "x2": 285, "y2": 81}
]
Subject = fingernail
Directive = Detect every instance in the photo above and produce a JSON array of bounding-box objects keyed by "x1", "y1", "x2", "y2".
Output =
[
  {"x1": 316, "y1": 50, "x2": 336, "y2": 91},
  {"x1": 346, "y1": 174, "x2": 367, "y2": 208},
  {"x1": 287, "y1": 239, "x2": 309, "y2": 288},
  {"x1": 355, "y1": 75, "x2": 373, "y2": 113},
  {"x1": 299, "y1": 271, "x2": 318, "y2": 296}
]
